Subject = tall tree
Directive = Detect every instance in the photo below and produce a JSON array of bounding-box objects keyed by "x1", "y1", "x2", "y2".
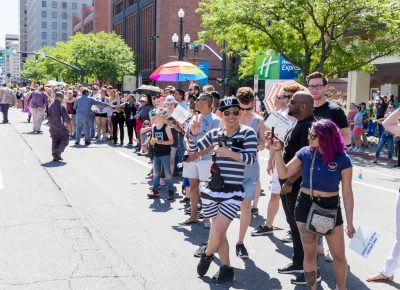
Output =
[
  {"x1": 22, "y1": 32, "x2": 135, "y2": 84},
  {"x1": 197, "y1": 0, "x2": 400, "y2": 79}
]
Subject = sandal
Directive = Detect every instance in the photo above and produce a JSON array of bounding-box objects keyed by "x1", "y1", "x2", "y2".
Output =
[
  {"x1": 178, "y1": 219, "x2": 198, "y2": 226},
  {"x1": 367, "y1": 273, "x2": 394, "y2": 282}
]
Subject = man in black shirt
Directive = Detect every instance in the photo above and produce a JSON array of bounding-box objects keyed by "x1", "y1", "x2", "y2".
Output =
[
  {"x1": 270, "y1": 92, "x2": 320, "y2": 284},
  {"x1": 306, "y1": 72, "x2": 351, "y2": 146}
]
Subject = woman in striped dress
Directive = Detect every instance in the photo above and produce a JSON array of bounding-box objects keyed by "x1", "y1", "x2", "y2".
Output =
[{"x1": 189, "y1": 97, "x2": 258, "y2": 283}]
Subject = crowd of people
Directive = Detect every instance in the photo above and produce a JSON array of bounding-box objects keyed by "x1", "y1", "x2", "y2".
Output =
[{"x1": 0, "y1": 71, "x2": 399, "y2": 289}]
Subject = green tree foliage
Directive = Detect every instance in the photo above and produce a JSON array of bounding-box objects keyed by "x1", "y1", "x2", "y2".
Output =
[
  {"x1": 197, "y1": 0, "x2": 400, "y2": 79},
  {"x1": 22, "y1": 32, "x2": 135, "y2": 84}
]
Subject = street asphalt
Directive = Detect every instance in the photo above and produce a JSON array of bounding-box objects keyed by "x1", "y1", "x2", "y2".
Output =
[{"x1": 0, "y1": 107, "x2": 399, "y2": 290}]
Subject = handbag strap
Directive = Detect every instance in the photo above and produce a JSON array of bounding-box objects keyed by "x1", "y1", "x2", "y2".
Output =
[{"x1": 309, "y1": 150, "x2": 317, "y2": 201}]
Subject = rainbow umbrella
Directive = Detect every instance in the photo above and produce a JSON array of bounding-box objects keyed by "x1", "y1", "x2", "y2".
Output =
[
  {"x1": 263, "y1": 80, "x2": 305, "y2": 114},
  {"x1": 150, "y1": 61, "x2": 207, "y2": 82}
]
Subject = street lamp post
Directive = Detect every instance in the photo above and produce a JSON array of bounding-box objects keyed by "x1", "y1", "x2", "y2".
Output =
[{"x1": 172, "y1": 8, "x2": 190, "y2": 61}]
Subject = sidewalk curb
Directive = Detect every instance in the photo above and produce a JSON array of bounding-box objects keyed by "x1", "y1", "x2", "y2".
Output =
[{"x1": 346, "y1": 149, "x2": 398, "y2": 163}]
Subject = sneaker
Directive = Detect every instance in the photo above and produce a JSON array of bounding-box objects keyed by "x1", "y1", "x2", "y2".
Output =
[
  {"x1": 372, "y1": 159, "x2": 378, "y2": 164},
  {"x1": 167, "y1": 190, "x2": 175, "y2": 201},
  {"x1": 194, "y1": 243, "x2": 207, "y2": 258},
  {"x1": 197, "y1": 247, "x2": 214, "y2": 277},
  {"x1": 85, "y1": 141, "x2": 91, "y2": 145},
  {"x1": 251, "y1": 207, "x2": 259, "y2": 215},
  {"x1": 281, "y1": 231, "x2": 292, "y2": 243},
  {"x1": 291, "y1": 270, "x2": 321, "y2": 285},
  {"x1": 180, "y1": 197, "x2": 190, "y2": 203},
  {"x1": 145, "y1": 175, "x2": 153, "y2": 180},
  {"x1": 250, "y1": 225, "x2": 273, "y2": 236},
  {"x1": 278, "y1": 263, "x2": 303, "y2": 274},
  {"x1": 147, "y1": 189, "x2": 160, "y2": 199},
  {"x1": 236, "y1": 243, "x2": 249, "y2": 259},
  {"x1": 211, "y1": 265, "x2": 234, "y2": 284}
]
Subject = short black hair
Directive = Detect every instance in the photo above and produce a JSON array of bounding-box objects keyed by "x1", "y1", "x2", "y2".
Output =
[{"x1": 176, "y1": 89, "x2": 185, "y2": 97}]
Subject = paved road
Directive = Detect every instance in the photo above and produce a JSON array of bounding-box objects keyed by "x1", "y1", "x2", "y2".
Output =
[{"x1": 0, "y1": 108, "x2": 399, "y2": 290}]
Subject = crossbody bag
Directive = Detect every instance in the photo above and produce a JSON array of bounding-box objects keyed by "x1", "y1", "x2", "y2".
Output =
[{"x1": 305, "y1": 150, "x2": 339, "y2": 236}]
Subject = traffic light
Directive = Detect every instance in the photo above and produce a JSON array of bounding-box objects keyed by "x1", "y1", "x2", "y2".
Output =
[
  {"x1": 0, "y1": 51, "x2": 3, "y2": 61},
  {"x1": 194, "y1": 45, "x2": 199, "y2": 56},
  {"x1": 35, "y1": 54, "x2": 39, "y2": 63}
]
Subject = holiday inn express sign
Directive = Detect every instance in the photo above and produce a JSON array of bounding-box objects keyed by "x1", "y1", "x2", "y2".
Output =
[{"x1": 255, "y1": 51, "x2": 301, "y2": 80}]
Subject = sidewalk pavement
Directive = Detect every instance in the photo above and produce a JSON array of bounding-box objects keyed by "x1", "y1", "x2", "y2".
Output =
[{"x1": 347, "y1": 140, "x2": 399, "y2": 165}]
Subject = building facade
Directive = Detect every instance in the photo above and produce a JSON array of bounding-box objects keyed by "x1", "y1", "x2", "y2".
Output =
[
  {"x1": 19, "y1": 0, "x2": 28, "y2": 65},
  {"x1": 5, "y1": 34, "x2": 21, "y2": 84},
  {"x1": 26, "y1": 0, "x2": 93, "y2": 52},
  {"x1": 112, "y1": 0, "x2": 226, "y2": 90},
  {"x1": 72, "y1": 0, "x2": 112, "y2": 34}
]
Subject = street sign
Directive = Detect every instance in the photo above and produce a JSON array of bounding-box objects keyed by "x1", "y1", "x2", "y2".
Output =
[
  {"x1": 255, "y1": 51, "x2": 301, "y2": 80},
  {"x1": 196, "y1": 62, "x2": 209, "y2": 85},
  {"x1": 254, "y1": 75, "x2": 259, "y2": 93}
]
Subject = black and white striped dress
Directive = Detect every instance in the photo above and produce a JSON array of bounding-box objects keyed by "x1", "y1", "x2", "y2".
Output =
[{"x1": 189, "y1": 125, "x2": 258, "y2": 220}]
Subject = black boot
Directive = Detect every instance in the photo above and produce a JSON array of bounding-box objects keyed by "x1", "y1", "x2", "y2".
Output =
[
  {"x1": 211, "y1": 265, "x2": 234, "y2": 283},
  {"x1": 27, "y1": 116, "x2": 31, "y2": 123},
  {"x1": 168, "y1": 190, "x2": 175, "y2": 201},
  {"x1": 197, "y1": 247, "x2": 214, "y2": 277}
]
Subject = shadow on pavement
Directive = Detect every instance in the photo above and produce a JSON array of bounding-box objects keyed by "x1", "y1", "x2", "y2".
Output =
[
  {"x1": 171, "y1": 224, "x2": 209, "y2": 247},
  {"x1": 267, "y1": 235, "x2": 292, "y2": 260},
  {"x1": 41, "y1": 160, "x2": 67, "y2": 167},
  {"x1": 148, "y1": 196, "x2": 173, "y2": 212}
]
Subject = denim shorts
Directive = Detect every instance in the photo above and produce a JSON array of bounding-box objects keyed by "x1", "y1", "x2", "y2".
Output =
[
  {"x1": 243, "y1": 177, "x2": 258, "y2": 201},
  {"x1": 295, "y1": 191, "x2": 343, "y2": 226}
]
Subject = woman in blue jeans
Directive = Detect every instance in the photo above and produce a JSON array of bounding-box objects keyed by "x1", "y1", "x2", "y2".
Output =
[
  {"x1": 374, "y1": 105, "x2": 396, "y2": 164},
  {"x1": 147, "y1": 109, "x2": 175, "y2": 200}
]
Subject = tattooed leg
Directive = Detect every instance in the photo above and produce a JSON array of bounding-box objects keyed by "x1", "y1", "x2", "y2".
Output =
[
  {"x1": 299, "y1": 223, "x2": 317, "y2": 244},
  {"x1": 305, "y1": 271, "x2": 317, "y2": 289}
]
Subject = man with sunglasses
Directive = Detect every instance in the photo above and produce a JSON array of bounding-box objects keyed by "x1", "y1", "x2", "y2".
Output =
[
  {"x1": 272, "y1": 92, "x2": 322, "y2": 285},
  {"x1": 180, "y1": 93, "x2": 220, "y2": 226},
  {"x1": 191, "y1": 97, "x2": 258, "y2": 283}
]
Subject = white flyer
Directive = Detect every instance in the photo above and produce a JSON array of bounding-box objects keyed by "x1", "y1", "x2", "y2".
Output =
[
  {"x1": 264, "y1": 110, "x2": 291, "y2": 141},
  {"x1": 171, "y1": 104, "x2": 191, "y2": 124},
  {"x1": 349, "y1": 226, "x2": 379, "y2": 258}
]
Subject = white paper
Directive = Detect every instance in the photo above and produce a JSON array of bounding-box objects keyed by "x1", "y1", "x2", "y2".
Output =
[
  {"x1": 349, "y1": 226, "x2": 379, "y2": 258},
  {"x1": 171, "y1": 104, "x2": 191, "y2": 124},
  {"x1": 264, "y1": 110, "x2": 291, "y2": 141}
]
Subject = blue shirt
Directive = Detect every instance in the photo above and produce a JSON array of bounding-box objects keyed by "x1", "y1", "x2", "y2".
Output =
[
  {"x1": 74, "y1": 94, "x2": 109, "y2": 119},
  {"x1": 296, "y1": 146, "x2": 352, "y2": 192},
  {"x1": 353, "y1": 112, "x2": 363, "y2": 129}
]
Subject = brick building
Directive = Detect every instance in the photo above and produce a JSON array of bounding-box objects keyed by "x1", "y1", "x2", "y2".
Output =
[
  {"x1": 112, "y1": 0, "x2": 227, "y2": 92},
  {"x1": 72, "y1": 0, "x2": 112, "y2": 34}
]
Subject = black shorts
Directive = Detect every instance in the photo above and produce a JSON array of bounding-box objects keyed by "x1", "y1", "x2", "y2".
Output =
[
  {"x1": 95, "y1": 113, "x2": 107, "y2": 118},
  {"x1": 295, "y1": 191, "x2": 343, "y2": 227}
]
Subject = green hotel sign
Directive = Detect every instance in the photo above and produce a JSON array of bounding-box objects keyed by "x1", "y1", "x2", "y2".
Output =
[{"x1": 255, "y1": 51, "x2": 301, "y2": 80}]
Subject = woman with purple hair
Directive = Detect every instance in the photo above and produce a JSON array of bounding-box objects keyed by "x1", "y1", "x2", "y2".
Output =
[{"x1": 270, "y1": 119, "x2": 356, "y2": 290}]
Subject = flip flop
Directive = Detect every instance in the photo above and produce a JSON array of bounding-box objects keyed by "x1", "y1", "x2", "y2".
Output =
[
  {"x1": 367, "y1": 273, "x2": 394, "y2": 282},
  {"x1": 179, "y1": 219, "x2": 198, "y2": 226}
]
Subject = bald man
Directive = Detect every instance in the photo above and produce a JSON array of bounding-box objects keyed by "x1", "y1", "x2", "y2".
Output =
[{"x1": 270, "y1": 92, "x2": 321, "y2": 284}]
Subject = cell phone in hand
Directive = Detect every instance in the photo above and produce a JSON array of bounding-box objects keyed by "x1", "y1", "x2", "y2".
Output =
[{"x1": 270, "y1": 127, "x2": 275, "y2": 143}]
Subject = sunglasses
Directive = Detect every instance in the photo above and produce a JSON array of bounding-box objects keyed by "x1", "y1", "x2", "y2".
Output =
[
  {"x1": 240, "y1": 107, "x2": 253, "y2": 111},
  {"x1": 223, "y1": 109, "x2": 240, "y2": 116},
  {"x1": 307, "y1": 84, "x2": 325, "y2": 90},
  {"x1": 308, "y1": 131, "x2": 318, "y2": 140}
]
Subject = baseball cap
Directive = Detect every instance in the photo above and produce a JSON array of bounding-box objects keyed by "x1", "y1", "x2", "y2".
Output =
[
  {"x1": 139, "y1": 96, "x2": 147, "y2": 102},
  {"x1": 359, "y1": 102, "x2": 366, "y2": 106},
  {"x1": 55, "y1": 92, "x2": 64, "y2": 98},
  {"x1": 164, "y1": 95, "x2": 176, "y2": 103},
  {"x1": 219, "y1": 97, "x2": 240, "y2": 111}
]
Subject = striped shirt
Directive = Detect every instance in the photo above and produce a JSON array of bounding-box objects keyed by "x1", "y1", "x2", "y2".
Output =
[{"x1": 189, "y1": 125, "x2": 258, "y2": 185}]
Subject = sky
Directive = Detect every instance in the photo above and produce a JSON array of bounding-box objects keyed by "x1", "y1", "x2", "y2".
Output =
[{"x1": 0, "y1": 0, "x2": 19, "y2": 47}]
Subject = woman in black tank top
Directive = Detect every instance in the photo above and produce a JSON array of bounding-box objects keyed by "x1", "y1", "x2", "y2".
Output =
[{"x1": 147, "y1": 109, "x2": 175, "y2": 200}]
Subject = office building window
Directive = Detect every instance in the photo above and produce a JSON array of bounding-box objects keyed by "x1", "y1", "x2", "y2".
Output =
[
  {"x1": 62, "y1": 23, "x2": 67, "y2": 30},
  {"x1": 52, "y1": 1, "x2": 57, "y2": 8},
  {"x1": 52, "y1": 32, "x2": 57, "y2": 40},
  {"x1": 72, "y1": 12, "x2": 77, "y2": 16},
  {"x1": 42, "y1": 21, "x2": 47, "y2": 28},
  {"x1": 42, "y1": 32, "x2": 47, "y2": 39},
  {"x1": 42, "y1": 1, "x2": 46, "y2": 7},
  {"x1": 62, "y1": 33, "x2": 68, "y2": 41},
  {"x1": 114, "y1": 1, "x2": 123, "y2": 16},
  {"x1": 126, "y1": 0, "x2": 137, "y2": 8},
  {"x1": 52, "y1": 22, "x2": 57, "y2": 29},
  {"x1": 62, "y1": 2, "x2": 67, "y2": 9},
  {"x1": 62, "y1": 12, "x2": 67, "y2": 19},
  {"x1": 72, "y1": 3, "x2": 77, "y2": 9},
  {"x1": 52, "y1": 12, "x2": 57, "y2": 18},
  {"x1": 52, "y1": 42, "x2": 56, "y2": 46},
  {"x1": 42, "y1": 11, "x2": 47, "y2": 18},
  {"x1": 42, "y1": 42, "x2": 47, "y2": 46}
]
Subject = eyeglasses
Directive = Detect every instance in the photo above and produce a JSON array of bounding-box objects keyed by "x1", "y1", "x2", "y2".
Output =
[
  {"x1": 307, "y1": 84, "x2": 325, "y2": 90},
  {"x1": 223, "y1": 109, "x2": 240, "y2": 116},
  {"x1": 308, "y1": 131, "x2": 318, "y2": 140},
  {"x1": 139, "y1": 100, "x2": 147, "y2": 103},
  {"x1": 240, "y1": 107, "x2": 253, "y2": 111}
]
